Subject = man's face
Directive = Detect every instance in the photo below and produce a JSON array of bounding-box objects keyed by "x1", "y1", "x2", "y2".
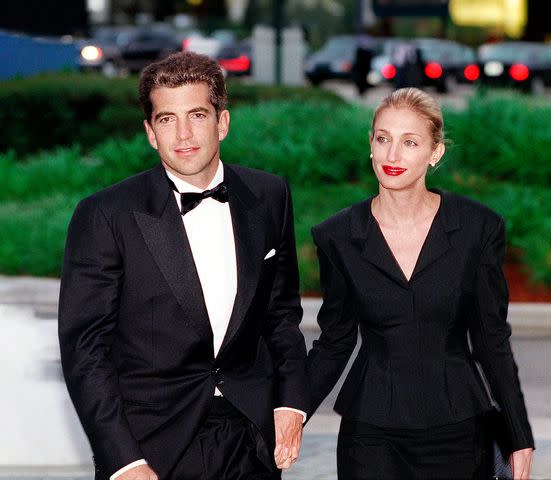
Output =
[{"x1": 144, "y1": 82, "x2": 229, "y2": 189}]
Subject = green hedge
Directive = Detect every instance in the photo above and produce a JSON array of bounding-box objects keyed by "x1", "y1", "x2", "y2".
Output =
[
  {"x1": 1, "y1": 93, "x2": 550, "y2": 291},
  {"x1": 0, "y1": 73, "x2": 344, "y2": 156}
]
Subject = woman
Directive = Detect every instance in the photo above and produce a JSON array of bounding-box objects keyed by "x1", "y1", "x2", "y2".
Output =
[{"x1": 307, "y1": 88, "x2": 534, "y2": 479}]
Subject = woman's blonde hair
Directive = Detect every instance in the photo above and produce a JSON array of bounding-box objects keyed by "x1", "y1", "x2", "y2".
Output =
[{"x1": 371, "y1": 88, "x2": 444, "y2": 145}]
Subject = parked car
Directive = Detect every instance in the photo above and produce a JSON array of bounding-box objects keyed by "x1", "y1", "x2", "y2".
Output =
[
  {"x1": 216, "y1": 39, "x2": 252, "y2": 76},
  {"x1": 374, "y1": 38, "x2": 479, "y2": 93},
  {"x1": 304, "y1": 35, "x2": 386, "y2": 88},
  {"x1": 78, "y1": 24, "x2": 182, "y2": 76},
  {"x1": 183, "y1": 29, "x2": 237, "y2": 59},
  {"x1": 478, "y1": 41, "x2": 551, "y2": 94}
]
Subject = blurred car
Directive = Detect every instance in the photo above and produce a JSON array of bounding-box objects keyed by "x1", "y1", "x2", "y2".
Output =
[
  {"x1": 216, "y1": 39, "x2": 252, "y2": 76},
  {"x1": 478, "y1": 41, "x2": 551, "y2": 94},
  {"x1": 183, "y1": 29, "x2": 237, "y2": 59},
  {"x1": 304, "y1": 35, "x2": 385, "y2": 87},
  {"x1": 366, "y1": 38, "x2": 405, "y2": 87},
  {"x1": 78, "y1": 24, "x2": 182, "y2": 76},
  {"x1": 374, "y1": 38, "x2": 479, "y2": 93}
]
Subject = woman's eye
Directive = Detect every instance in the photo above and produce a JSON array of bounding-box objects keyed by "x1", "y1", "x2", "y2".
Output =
[
  {"x1": 377, "y1": 136, "x2": 388, "y2": 143},
  {"x1": 405, "y1": 139, "x2": 417, "y2": 146}
]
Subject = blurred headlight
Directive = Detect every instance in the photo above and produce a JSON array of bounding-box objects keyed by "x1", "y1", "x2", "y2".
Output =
[
  {"x1": 81, "y1": 45, "x2": 103, "y2": 62},
  {"x1": 484, "y1": 61, "x2": 504, "y2": 77}
]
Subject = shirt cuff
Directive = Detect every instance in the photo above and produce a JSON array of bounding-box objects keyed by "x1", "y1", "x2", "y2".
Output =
[
  {"x1": 274, "y1": 407, "x2": 307, "y2": 423},
  {"x1": 110, "y1": 459, "x2": 148, "y2": 479}
]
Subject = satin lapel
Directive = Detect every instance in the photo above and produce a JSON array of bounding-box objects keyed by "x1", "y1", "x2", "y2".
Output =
[
  {"x1": 219, "y1": 165, "x2": 265, "y2": 354},
  {"x1": 351, "y1": 198, "x2": 409, "y2": 288},
  {"x1": 133, "y1": 164, "x2": 214, "y2": 348}
]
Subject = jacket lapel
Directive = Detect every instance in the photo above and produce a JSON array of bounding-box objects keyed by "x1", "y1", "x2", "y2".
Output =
[
  {"x1": 350, "y1": 191, "x2": 460, "y2": 287},
  {"x1": 410, "y1": 190, "x2": 460, "y2": 281},
  {"x1": 133, "y1": 164, "x2": 214, "y2": 350},
  {"x1": 218, "y1": 164, "x2": 266, "y2": 354},
  {"x1": 350, "y1": 198, "x2": 410, "y2": 288}
]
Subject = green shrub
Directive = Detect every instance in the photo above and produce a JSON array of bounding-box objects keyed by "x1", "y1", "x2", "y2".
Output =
[
  {"x1": 1, "y1": 96, "x2": 549, "y2": 290},
  {"x1": 444, "y1": 93, "x2": 551, "y2": 187},
  {"x1": 0, "y1": 73, "x2": 345, "y2": 156}
]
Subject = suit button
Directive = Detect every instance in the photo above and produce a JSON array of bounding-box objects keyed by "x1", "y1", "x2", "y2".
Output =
[
  {"x1": 211, "y1": 368, "x2": 220, "y2": 376},
  {"x1": 217, "y1": 380, "x2": 224, "y2": 386}
]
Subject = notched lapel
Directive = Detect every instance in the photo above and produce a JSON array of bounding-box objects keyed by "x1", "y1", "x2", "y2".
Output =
[
  {"x1": 133, "y1": 166, "x2": 214, "y2": 349},
  {"x1": 350, "y1": 199, "x2": 409, "y2": 288},
  {"x1": 410, "y1": 191, "x2": 461, "y2": 281}
]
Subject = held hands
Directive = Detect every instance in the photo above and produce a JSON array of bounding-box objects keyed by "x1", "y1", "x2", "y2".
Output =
[
  {"x1": 273, "y1": 410, "x2": 303, "y2": 469},
  {"x1": 510, "y1": 448, "x2": 533, "y2": 480},
  {"x1": 116, "y1": 464, "x2": 158, "y2": 480}
]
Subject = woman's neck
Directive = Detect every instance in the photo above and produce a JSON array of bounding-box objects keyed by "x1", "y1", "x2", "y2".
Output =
[{"x1": 372, "y1": 187, "x2": 440, "y2": 227}]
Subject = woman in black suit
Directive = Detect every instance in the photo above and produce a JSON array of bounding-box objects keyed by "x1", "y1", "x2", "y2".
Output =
[{"x1": 307, "y1": 88, "x2": 534, "y2": 479}]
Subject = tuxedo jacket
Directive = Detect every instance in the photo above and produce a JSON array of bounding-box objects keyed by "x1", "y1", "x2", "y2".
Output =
[
  {"x1": 58, "y1": 163, "x2": 309, "y2": 478},
  {"x1": 307, "y1": 190, "x2": 534, "y2": 452}
]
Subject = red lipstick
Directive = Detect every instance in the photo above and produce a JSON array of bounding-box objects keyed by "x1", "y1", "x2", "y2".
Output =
[{"x1": 382, "y1": 165, "x2": 407, "y2": 176}]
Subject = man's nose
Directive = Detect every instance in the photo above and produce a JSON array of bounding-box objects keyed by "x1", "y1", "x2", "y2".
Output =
[{"x1": 176, "y1": 119, "x2": 192, "y2": 140}]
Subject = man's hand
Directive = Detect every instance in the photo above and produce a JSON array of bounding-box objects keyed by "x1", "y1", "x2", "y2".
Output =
[
  {"x1": 273, "y1": 410, "x2": 303, "y2": 469},
  {"x1": 116, "y1": 464, "x2": 158, "y2": 480},
  {"x1": 510, "y1": 448, "x2": 533, "y2": 480}
]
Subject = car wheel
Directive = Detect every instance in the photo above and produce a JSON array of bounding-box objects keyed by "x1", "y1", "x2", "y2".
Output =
[
  {"x1": 101, "y1": 61, "x2": 119, "y2": 78},
  {"x1": 530, "y1": 77, "x2": 545, "y2": 95}
]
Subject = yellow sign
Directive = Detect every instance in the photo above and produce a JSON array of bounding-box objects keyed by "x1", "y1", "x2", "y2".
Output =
[{"x1": 449, "y1": 0, "x2": 527, "y2": 38}]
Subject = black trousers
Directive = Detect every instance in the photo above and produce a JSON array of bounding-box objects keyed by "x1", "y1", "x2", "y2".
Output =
[
  {"x1": 337, "y1": 416, "x2": 492, "y2": 480},
  {"x1": 169, "y1": 397, "x2": 281, "y2": 480}
]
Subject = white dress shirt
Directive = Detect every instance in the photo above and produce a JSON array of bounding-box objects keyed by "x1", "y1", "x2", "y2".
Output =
[{"x1": 111, "y1": 161, "x2": 304, "y2": 479}]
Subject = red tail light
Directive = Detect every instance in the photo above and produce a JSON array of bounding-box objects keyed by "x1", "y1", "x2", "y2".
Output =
[
  {"x1": 464, "y1": 64, "x2": 480, "y2": 81},
  {"x1": 425, "y1": 62, "x2": 443, "y2": 79},
  {"x1": 509, "y1": 63, "x2": 529, "y2": 81},
  {"x1": 218, "y1": 55, "x2": 251, "y2": 73},
  {"x1": 182, "y1": 38, "x2": 190, "y2": 50},
  {"x1": 381, "y1": 64, "x2": 396, "y2": 79}
]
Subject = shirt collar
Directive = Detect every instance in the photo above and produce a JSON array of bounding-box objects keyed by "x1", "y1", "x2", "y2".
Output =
[{"x1": 165, "y1": 160, "x2": 224, "y2": 194}]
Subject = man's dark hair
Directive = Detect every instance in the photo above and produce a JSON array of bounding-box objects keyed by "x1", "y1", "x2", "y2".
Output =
[{"x1": 139, "y1": 51, "x2": 227, "y2": 123}]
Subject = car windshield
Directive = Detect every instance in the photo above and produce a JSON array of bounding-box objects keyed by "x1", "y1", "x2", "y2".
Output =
[
  {"x1": 479, "y1": 43, "x2": 537, "y2": 62},
  {"x1": 322, "y1": 36, "x2": 355, "y2": 55}
]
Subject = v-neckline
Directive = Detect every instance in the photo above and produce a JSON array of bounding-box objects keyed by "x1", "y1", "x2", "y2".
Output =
[{"x1": 369, "y1": 192, "x2": 443, "y2": 283}]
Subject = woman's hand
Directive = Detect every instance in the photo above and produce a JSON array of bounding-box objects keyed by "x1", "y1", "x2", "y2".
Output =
[{"x1": 510, "y1": 447, "x2": 533, "y2": 480}]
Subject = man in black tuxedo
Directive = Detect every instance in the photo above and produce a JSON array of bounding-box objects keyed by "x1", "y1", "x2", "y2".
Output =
[{"x1": 58, "y1": 51, "x2": 309, "y2": 480}]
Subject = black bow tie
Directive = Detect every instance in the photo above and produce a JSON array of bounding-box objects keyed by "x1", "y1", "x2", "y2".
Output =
[{"x1": 167, "y1": 177, "x2": 229, "y2": 216}]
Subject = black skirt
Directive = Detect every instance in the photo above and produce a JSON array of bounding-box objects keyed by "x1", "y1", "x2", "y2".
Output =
[{"x1": 337, "y1": 416, "x2": 493, "y2": 479}]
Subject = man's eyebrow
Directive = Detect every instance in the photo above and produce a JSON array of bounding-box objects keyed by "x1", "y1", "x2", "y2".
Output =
[
  {"x1": 153, "y1": 111, "x2": 174, "y2": 122},
  {"x1": 153, "y1": 107, "x2": 211, "y2": 122}
]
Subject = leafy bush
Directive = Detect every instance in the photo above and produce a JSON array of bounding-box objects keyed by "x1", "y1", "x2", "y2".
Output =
[
  {"x1": 1, "y1": 95, "x2": 549, "y2": 290},
  {"x1": 444, "y1": 93, "x2": 551, "y2": 187},
  {"x1": 0, "y1": 73, "x2": 344, "y2": 156}
]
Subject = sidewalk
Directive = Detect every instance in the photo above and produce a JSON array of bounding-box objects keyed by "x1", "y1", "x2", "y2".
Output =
[{"x1": 2, "y1": 275, "x2": 551, "y2": 478}]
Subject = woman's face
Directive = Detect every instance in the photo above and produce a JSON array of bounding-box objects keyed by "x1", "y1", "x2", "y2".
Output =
[{"x1": 370, "y1": 107, "x2": 444, "y2": 192}]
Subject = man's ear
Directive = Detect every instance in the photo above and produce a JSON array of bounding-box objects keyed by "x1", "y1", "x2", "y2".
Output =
[
  {"x1": 144, "y1": 119, "x2": 158, "y2": 150},
  {"x1": 218, "y1": 110, "x2": 230, "y2": 141}
]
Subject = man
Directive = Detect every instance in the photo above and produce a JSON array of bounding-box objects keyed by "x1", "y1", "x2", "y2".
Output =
[{"x1": 58, "y1": 51, "x2": 309, "y2": 480}]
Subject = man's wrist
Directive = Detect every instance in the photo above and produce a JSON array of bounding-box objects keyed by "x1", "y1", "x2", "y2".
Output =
[
  {"x1": 110, "y1": 459, "x2": 148, "y2": 479},
  {"x1": 274, "y1": 407, "x2": 307, "y2": 423}
]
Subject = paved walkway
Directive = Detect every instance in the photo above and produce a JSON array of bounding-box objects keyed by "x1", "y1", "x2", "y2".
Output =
[{"x1": 2, "y1": 276, "x2": 551, "y2": 478}]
